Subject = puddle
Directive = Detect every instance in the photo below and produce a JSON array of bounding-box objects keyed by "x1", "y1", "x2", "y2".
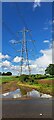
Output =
[
  {"x1": 41, "y1": 94, "x2": 52, "y2": 98},
  {"x1": 27, "y1": 89, "x2": 40, "y2": 98},
  {"x1": 0, "y1": 89, "x2": 52, "y2": 99},
  {"x1": 2, "y1": 89, "x2": 22, "y2": 98},
  {"x1": 27, "y1": 89, "x2": 52, "y2": 98}
]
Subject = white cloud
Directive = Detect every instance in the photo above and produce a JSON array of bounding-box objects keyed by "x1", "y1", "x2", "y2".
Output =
[
  {"x1": 38, "y1": 49, "x2": 52, "y2": 66},
  {"x1": 10, "y1": 40, "x2": 18, "y2": 44},
  {"x1": 13, "y1": 56, "x2": 22, "y2": 63},
  {"x1": 43, "y1": 40, "x2": 49, "y2": 43},
  {"x1": 0, "y1": 53, "x2": 10, "y2": 60},
  {"x1": 33, "y1": 0, "x2": 41, "y2": 10},
  {"x1": 29, "y1": 48, "x2": 52, "y2": 74},
  {"x1": 33, "y1": 0, "x2": 40, "y2": 8},
  {"x1": 33, "y1": 0, "x2": 53, "y2": 10},
  {"x1": 4, "y1": 68, "x2": 8, "y2": 70},
  {"x1": 0, "y1": 48, "x2": 52, "y2": 75},
  {"x1": 10, "y1": 65, "x2": 20, "y2": 71},
  {"x1": 18, "y1": 48, "x2": 52, "y2": 74},
  {"x1": 2, "y1": 60, "x2": 11, "y2": 68}
]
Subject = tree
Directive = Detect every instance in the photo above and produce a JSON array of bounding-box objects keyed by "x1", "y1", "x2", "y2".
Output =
[
  {"x1": 2, "y1": 72, "x2": 12, "y2": 76},
  {"x1": 6, "y1": 72, "x2": 12, "y2": 76},
  {"x1": 45, "y1": 64, "x2": 54, "y2": 75}
]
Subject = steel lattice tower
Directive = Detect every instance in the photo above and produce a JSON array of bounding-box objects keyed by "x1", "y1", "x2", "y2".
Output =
[
  {"x1": 20, "y1": 27, "x2": 31, "y2": 75},
  {"x1": 10, "y1": 27, "x2": 35, "y2": 75}
]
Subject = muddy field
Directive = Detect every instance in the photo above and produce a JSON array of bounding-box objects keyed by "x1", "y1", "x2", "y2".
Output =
[{"x1": 0, "y1": 79, "x2": 54, "y2": 96}]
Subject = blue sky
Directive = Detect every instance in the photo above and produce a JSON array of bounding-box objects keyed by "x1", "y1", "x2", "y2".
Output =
[{"x1": 1, "y1": 2, "x2": 53, "y2": 75}]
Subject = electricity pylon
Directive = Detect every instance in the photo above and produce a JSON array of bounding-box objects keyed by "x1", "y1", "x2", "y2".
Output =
[
  {"x1": 11, "y1": 27, "x2": 35, "y2": 75},
  {"x1": 20, "y1": 27, "x2": 31, "y2": 75}
]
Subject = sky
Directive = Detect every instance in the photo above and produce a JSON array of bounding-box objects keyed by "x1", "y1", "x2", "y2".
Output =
[{"x1": 1, "y1": 2, "x2": 54, "y2": 75}]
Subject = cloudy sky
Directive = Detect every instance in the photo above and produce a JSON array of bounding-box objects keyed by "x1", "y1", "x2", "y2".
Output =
[{"x1": 1, "y1": 2, "x2": 54, "y2": 75}]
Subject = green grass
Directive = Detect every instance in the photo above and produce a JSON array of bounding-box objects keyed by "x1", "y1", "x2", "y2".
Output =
[
  {"x1": 17, "y1": 80, "x2": 53, "y2": 95},
  {"x1": 0, "y1": 76, "x2": 19, "y2": 84},
  {"x1": 44, "y1": 77, "x2": 54, "y2": 80},
  {"x1": 0, "y1": 76, "x2": 54, "y2": 84}
]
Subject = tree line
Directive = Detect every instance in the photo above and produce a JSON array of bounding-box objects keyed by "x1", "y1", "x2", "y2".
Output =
[
  {"x1": 0, "y1": 64, "x2": 54, "y2": 76},
  {"x1": 0, "y1": 72, "x2": 12, "y2": 76}
]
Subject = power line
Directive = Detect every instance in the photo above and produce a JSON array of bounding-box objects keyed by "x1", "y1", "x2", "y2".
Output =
[
  {"x1": 15, "y1": 3, "x2": 36, "y2": 59},
  {"x1": 3, "y1": 21, "x2": 17, "y2": 37},
  {"x1": 15, "y1": 3, "x2": 28, "y2": 29},
  {"x1": 3, "y1": 20, "x2": 22, "y2": 56},
  {"x1": 3, "y1": 4, "x2": 37, "y2": 75}
]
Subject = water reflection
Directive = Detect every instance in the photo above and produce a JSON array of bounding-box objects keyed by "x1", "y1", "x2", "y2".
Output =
[
  {"x1": 27, "y1": 89, "x2": 40, "y2": 97},
  {"x1": 0, "y1": 89, "x2": 52, "y2": 99},
  {"x1": 27, "y1": 89, "x2": 52, "y2": 98},
  {"x1": 41, "y1": 94, "x2": 52, "y2": 98},
  {"x1": 2, "y1": 89, "x2": 22, "y2": 98}
]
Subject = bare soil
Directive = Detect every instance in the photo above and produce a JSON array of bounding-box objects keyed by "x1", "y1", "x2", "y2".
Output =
[
  {"x1": 2, "y1": 81, "x2": 18, "y2": 94},
  {"x1": 37, "y1": 79, "x2": 53, "y2": 85}
]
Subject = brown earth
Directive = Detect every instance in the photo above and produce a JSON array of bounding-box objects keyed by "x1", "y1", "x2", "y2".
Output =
[
  {"x1": 37, "y1": 79, "x2": 54, "y2": 85},
  {"x1": 0, "y1": 81, "x2": 33, "y2": 94},
  {"x1": 0, "y1": 79, "x2": 54, "y2": 96},
  {"x1": 1, "y1": 81, "x2": 18, "y2": 94}
]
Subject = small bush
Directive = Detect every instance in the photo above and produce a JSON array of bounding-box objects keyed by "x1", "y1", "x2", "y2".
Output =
[
  {"x1": 32, "y1": 79, "x2": 34, "y2": 83},
  {"x1": 19, "y1": 74, "x2": 29, "y2": 82},
  {"x1": 35, "y1": 74, "x2": 48, "y2": 79},
  {"x1": 29, "y1": 82, "x2": 33, "y2": 85},
  {"x1": 35, "y1": 80, "x2": 38, "y2": 84},
  {"x1": 15, "y1": 76, "x2": 19, "y2": 78},
  {"x1": 47, "y1": 75, "x2": 54, "y2": 78}
]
